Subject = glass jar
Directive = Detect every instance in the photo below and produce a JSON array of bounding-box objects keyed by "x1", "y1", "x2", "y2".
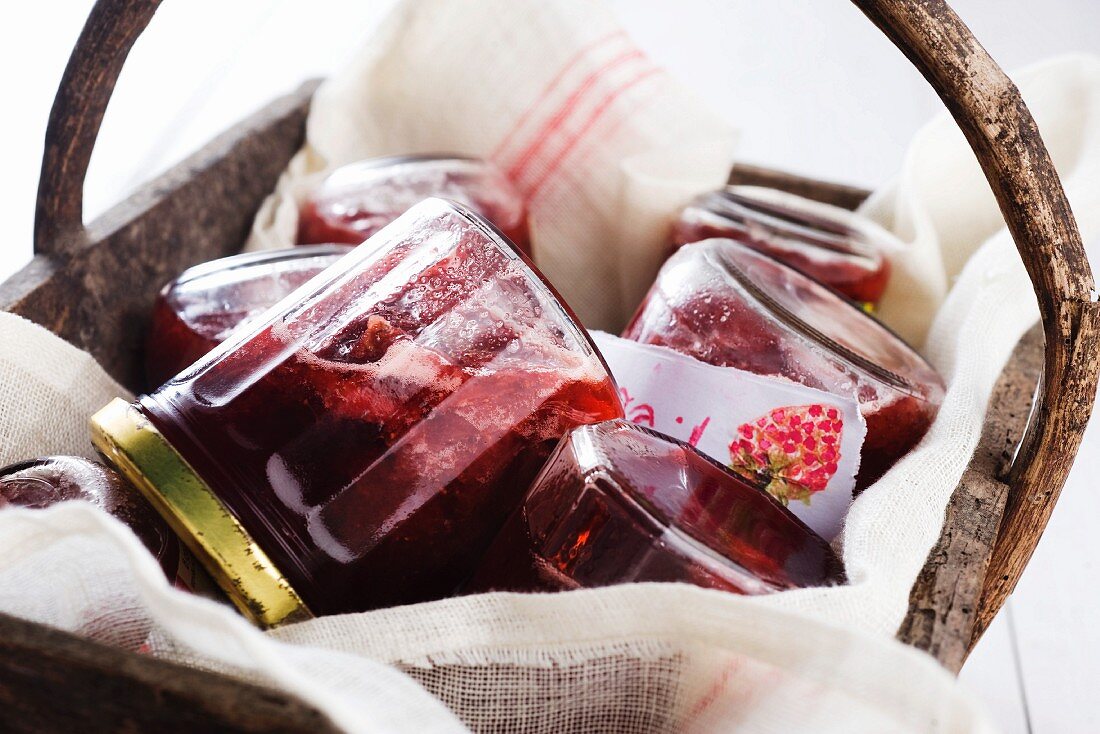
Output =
[
  {"x1": 93, "y1": 198, "x2": 622, "y2": 625},
  {"x1": 465, "y1": 420, "x2": 845, "y2": 595},
  {"x1": 298, "y1": 155, "x2": 531, "y2": 256},
  {"x1": 668, "y1": 186, "x2": 897, "y2": 305},
  {"x1": 146, "y1": 245, "x2": 353, "y2": 387},
  {"x1": 0, "y1": 456, "x2": 183, "y2": 583},
  {"x1": 623, "y1": 239, "x2": 943, "y2": 488}
]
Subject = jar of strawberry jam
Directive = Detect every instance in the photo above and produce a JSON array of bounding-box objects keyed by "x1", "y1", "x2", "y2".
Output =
[
  {"x1": 623, "y1": 239, "x2": 944, "y2": 488},
  {"x1": 93, "y1": 199, "x2": 622, "y2": 625},
  {"x1": 298, "y1": 155, "x2": 531, "y2": 256},
  {"x1": 668, "y1": 186, "x2": 898, "y2": 305},
  {"x1": 465, "y1": 420, "x2": 845, "y2": 595},
  {"x1": 146, "y1": 245, "x2": 353, "y2": 388},
  {"x1": 0, "y1": 456, "x2": 190, "y2": 585}
]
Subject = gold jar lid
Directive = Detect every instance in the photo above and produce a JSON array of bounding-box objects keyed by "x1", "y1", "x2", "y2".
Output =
[{"x1": 90, "y1": 398, "x2": 312, "y2": 628}]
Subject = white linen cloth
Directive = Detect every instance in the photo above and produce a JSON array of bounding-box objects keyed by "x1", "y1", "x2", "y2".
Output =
[
  {"x1": 246, "y1": 0, "x2": 738, "y2": 330},
  {"x1": 4, "y1": 0, "x2": 1100, "y2": 727}
]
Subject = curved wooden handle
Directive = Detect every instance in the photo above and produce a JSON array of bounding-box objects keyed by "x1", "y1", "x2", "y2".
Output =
[
  {"x1": 851, "y1": 0, "x2": 1100, "y2": 642},
  {"x1": 34, "y1": 0, "x2": 162, "y2": 255}
]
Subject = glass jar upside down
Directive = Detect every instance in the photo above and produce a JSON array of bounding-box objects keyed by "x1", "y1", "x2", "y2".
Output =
[{"x1": 94, "y1": 198, "x2": 622, "y2": 625}]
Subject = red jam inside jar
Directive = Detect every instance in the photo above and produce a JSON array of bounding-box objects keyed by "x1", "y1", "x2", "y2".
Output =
[
  {"x1": 623, "y1": 239, "x2": 944, "y2": 488},
  {"x1": 0, "y1": 456, "x2": 182, "y2": 582},
  {"x1": 298, "y1": 155, "x2": 531, "y2": 257},
  {"x1": 669, "y1": 186, "x2": 896, "y2": 305},
  {"x1": 146, "y1": 245, "x2": 353, "y2": 388},
  {"x1": 126, "y1": 198, "x2": 620, "y2": 616},
  {"x1": 466, "y1": 420, "x2": 845, "y2": 595}
]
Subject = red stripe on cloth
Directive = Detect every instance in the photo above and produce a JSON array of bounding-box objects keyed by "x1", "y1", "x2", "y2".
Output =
[
  {"x1": 522, "y1": 67, "x2": 662, "y2": 201},
  {"x1": 504, "y1": 48, "x2": 647, "y2": 183},
  {"x1": 489, "y1": 30, "x2": 627, "y2": 165}
]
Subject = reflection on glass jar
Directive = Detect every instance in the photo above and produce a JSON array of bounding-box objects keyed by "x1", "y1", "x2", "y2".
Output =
[
  {"x1": 466, "y1": 420, "x2": 845, "y2": 595},
  {"x1": 669, "y1": 186, "x2": 897, "y2": 305},
  {"x1": 298, "y1": 155, "x2": 531, "y2": 256},
  {"x1": 146, "y1": 245, "x2": 353, "y2": 388}
]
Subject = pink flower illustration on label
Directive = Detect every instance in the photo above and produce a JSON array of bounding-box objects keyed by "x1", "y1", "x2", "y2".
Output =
[
  {"x1": 591, "y1": 331, "x2": 864, "y2": 540},
  {"x1": 728, "y1": 404, "x2": 843, "y2": 506}
]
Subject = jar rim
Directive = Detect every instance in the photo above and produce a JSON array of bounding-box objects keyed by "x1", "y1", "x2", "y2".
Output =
[
  {"x1": 320, "y1": 154, "x2": 496, "y2": 190},
  {"x1": 700, "y1": 239, "x2": 936, "y2": 400},
  {"x1": 168, "y1": 244, "x2": 354, "y2": 289},
  {"x1": 692, "y1": 185, "x2": 899, "y2": 264}
]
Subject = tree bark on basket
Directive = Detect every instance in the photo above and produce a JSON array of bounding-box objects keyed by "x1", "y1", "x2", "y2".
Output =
[{"x1": 0, "y1": 0, "x2": 1095, "y2": 729}]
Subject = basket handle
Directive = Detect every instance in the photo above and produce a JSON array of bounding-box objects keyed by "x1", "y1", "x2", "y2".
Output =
[
  {"x1": 34, "y1": 0, "x2": 162, "y2": 254},
  {"x1": 36, "y1": 0, "x2": 1100, "y2": 644},
  {"x1": 850, "y1": 0, "x2": 1100, "y2": 642}
]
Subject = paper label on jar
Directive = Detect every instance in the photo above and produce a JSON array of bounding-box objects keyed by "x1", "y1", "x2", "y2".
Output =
[{"x1": 591, "y1": 331, "x2": 865, "y2": 540}]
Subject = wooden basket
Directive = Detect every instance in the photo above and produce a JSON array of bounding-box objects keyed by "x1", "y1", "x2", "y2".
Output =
[{"x1": 2, "y1": 0, "x2": 1098, "y2": 729}]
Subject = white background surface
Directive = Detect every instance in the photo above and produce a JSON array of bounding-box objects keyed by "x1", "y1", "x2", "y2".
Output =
[{"x1": 2, "y1": 2, "x2": 1099, "y2": 731}]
